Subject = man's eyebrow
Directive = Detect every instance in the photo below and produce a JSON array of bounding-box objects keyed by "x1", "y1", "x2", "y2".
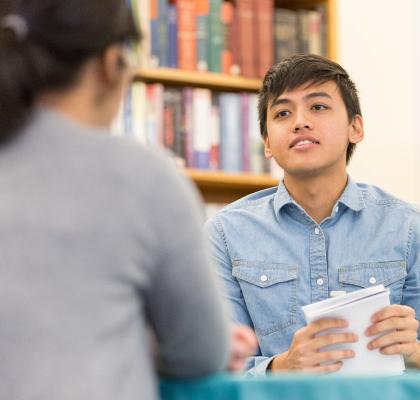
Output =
[
  {"x1": 304, "y1": 91, "x2": 332, "y2": 100},
  {"x1": 269, "y1": 97, "x2": 291, "y2": 109},
  {"x1": 270, "y1": 91, "x2": 333, "y2": 109}
]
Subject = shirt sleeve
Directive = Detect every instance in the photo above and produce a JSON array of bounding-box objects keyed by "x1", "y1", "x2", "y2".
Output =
[
  {"x1": 402, "y1": 211, "x2": 420, "y2": 339},
  {"x1": 144, "y1": 160, "x2": 230, "y2": 378},
  {"x1": 205, "y1": 215, "x2": 270, "y2": 375}
]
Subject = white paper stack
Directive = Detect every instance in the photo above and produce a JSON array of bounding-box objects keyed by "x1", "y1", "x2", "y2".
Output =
[{"x1": 302, "y1": 285, "x2": 405, "y2": 375}]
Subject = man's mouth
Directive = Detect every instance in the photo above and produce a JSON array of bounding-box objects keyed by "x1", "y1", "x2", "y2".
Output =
[{"x1": 290, "y1": 138, "x2": 320, "y2": 149}]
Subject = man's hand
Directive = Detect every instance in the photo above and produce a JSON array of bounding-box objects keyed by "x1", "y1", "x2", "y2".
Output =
[
  {"x1": 228, "y1": 325, "x2": 258, "y2": 372},
  {"x1": 366, "y1": 305, "x2": 420, "y2": 366},
  {"x1": 271, "y1": 318, "x2": 358, "y2": 373}
]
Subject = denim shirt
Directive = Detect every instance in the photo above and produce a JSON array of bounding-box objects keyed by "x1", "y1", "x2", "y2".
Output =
[{"x1": 205, "y1": 177, "x2": 420, "y2": 375}]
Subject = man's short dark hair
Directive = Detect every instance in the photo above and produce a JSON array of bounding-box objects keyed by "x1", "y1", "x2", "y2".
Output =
[{"x1": 258, "y1": 54, "x2": 362, "y2": 163}]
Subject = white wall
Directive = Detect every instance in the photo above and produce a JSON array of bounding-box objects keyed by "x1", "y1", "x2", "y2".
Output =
[{"x1": 337, "y1": 0, "x2": 420, "y2": 204}]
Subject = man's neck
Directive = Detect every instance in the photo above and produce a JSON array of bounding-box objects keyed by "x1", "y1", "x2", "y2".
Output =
[{"x1": 283, "y1": 170, "x2": 348, "y2": 224}]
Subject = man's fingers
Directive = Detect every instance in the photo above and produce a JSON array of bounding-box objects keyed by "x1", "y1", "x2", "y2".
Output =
[
  {"x1": 368, "y1": 330, "x2": 418, "y2": 350},
  {"x1": 304, "y1": 318, "x2": 349, "y2": 337},
  {"x1": 312, "y1": 332, "x2": 358, "y2": 351},
  {"x1": 379, "y1": 343, "x2": 416, "y2": 356},
  {"x1": 371, "y1": 305, "x2": 416, "y2": 323},
  {"x1": 303, "y1": 361, "x2": 343, "y2": 374},
  {"x1": 311, "y1": 349, "x2": 355, "y2": 365},
  {"x1": 366, "y1": 317, "x2": 419, "y2": 337}
]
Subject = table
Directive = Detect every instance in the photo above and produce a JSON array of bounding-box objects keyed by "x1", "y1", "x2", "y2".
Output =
[{"x1": 160, "y1": 372, "x2": 420, "y2": 400}]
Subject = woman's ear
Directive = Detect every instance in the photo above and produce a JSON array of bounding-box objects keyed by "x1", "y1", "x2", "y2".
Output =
[
  {"x1": 99, "y1": 44, "x2": 128, "y2": 87},
  {"x1": 349, "y1": 114, "x2": 364, "y2": 144}
]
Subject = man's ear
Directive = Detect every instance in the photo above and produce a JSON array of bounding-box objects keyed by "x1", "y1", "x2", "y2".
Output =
[
  {"x1": 349, "y1": 114, "x2": 364, "y2": 144},
  {"x1": 263, "y1": 135, "x2": 273, "y2": 159}
]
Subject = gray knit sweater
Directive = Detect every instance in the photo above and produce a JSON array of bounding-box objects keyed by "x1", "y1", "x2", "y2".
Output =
[{"x1": 0, "y1": 108, "x2": 229, "y2": 400}]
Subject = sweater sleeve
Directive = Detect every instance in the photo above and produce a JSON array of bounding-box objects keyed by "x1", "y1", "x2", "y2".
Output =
[{"x1": 143, "y1": 156, "x2": 230, "y2": 378}]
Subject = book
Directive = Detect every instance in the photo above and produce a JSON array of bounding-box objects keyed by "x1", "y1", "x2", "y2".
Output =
[
  {"x1": 274, "y1": 8, "x2": 298, "y2": 63},
  {"x1": 302, "y1": 285, "x2": 405, "y2": 375},
  {"x1": 177, "y1": 0, "x2": 197, "y2": 70},
  {"x1": 236, "y1": 0, "x2": 256, "y2": 77},
  {"x1": 192, "y1": 88, "x2": 212, "y2": 169},
  {"x1": 221, "y1": 1, "x2": 234, "y2": 75},
  {"x1": 219, "y1": 93, "x2": 242, "y2": 172},
  {"x1": 254, "y1": 0, "x2": 274, "y2": 78},
  {"x1": 167, "y1": 4, "x2": 178, "y2": 68},
  {"x1": 196, "y1": 0, "x2": 209, "y2": 71},
  {"x1": 208, "y1": 0, "x2": 223, "y2": 73}
]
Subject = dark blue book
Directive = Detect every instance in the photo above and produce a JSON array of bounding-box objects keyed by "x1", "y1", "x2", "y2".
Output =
[
  {"x1": 158, "y1": 0, "x2": 168, "y2": 67},
  {"x1": 167, "y1": 5, "x2": 178, "y2": 68}
]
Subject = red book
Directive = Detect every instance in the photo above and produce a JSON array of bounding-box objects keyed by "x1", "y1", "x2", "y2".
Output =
[
  {"x1": 177, "y1": 0, "x2": 197, "y2": 70},
  {"x1": 221, "y1": 1, "x2": 234, "y2": 75},
  {"x1": 236, "y1": 0, "x2": 256, "y2": 77},
  {"x1": 254, "y1": 0, "x2": 274, "y2": 78}
]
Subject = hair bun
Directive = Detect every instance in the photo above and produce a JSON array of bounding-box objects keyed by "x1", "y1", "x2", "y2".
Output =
[{"x1": 1, "y1": 15, "x2": 28, "y2": 43}]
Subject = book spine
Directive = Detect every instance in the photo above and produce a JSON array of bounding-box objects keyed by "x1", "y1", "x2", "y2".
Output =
[
  {"x1": 236, "y1": 0, "x2": 256, "y2": 77},
  {"x1": 297, "y1": 9, "x2": 309, "y2": 54},
  {"x1": 196, "y1": 0, "x2": 209, "y2": 71},
  {"x1": 182, "y1": 87, "x2": 195, "y2": 167},
  {"x1": 131, "y1": 82, "x2": 147, "y2": 144},
  {"x1": 192, "y1": 88, "x2": 212, "y2": 169},
  {"x1": 219, "y1": 93, "x2": 242, "y2": 172},
  {"x1": 209, "y1": 96, "x2": 220, "y2": 170},
  {"x1": 221, "y1": 1, "x2": 234, "y2": 75},
  {"x1": 241, "y1": 93, "x2": 250, "y2": 172},
  {"x1": 163, "y1": 89, "x2": 175, "y2": 150},
  {"x1": 172, "y1": 89, "x2": 185, "y2": 166},
  {"x1": 248, "y1": 94, "x2": 264, "y2": 174},
  {"x1": 123, "y1": 86, "x2": 133, "y2": 137},
  {"x1": 208, "y1": 0, "x2": 223, "y2": 73},
  {"x1": 274, "y1": 9, "x2": 298, "y2": 63},
  {"x1": 137, "y1": 0, "x2": 151, "y2": 68},
  {"x1": 150, "y1": 0, "x2": 160, "y2": 67},
  {"x1": 167, "y1": 4, "x2": 178, "y2": 68},
  {"x1": 308, "y1": 10, "x2": 321, "y2": 55},
  {"x1": 158, "y1": 0, "x2": 168, "y2": 66},
  {"x1": 254, "y1": 0, "x2": 274, "y2": 78},
  {"x1": 230, "y1": 4, "x2": 241, "y2": 75},
  {"x1": 177, "y1": 0, "x2": 197, "y2": 70}
]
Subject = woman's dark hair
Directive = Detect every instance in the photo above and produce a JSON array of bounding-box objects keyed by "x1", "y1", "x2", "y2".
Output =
[
  {"x1": 0, "y1": 0, "x2": 139, "y2": 142},
  {"x1": 258, "y1": 54, "x2": 362, "y2": 164}
]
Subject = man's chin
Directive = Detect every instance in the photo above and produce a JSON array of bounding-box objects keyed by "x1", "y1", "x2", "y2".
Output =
[{"x1": 284, "y1": 166, "x2": 325, "y2": 179}]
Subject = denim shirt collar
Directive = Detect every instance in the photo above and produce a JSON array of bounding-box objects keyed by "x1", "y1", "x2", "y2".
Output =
[{"x1": 273, "y1": 176, "x2": 367, "y2": 214}]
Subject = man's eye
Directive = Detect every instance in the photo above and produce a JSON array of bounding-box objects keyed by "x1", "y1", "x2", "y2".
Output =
[
  {"x1": 312, "y1": 104, "x2": 328, "y2": 111},
  {"x1": 275, "y1": 110, "x2": 290, "y2": 119}
]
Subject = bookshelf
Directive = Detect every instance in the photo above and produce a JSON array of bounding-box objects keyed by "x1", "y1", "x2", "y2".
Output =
[
  {"x1": 134, "y1": 68, "x2": 261, "y2": 92},
  {"x1": 185, "y1": 169, "x2": 279, "y2": 203},
  {"x1": 128, "y1": 0, "x2": 336, "y2": 204}
]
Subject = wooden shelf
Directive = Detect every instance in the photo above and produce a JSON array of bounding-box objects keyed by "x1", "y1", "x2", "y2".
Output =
[
  {"x1": 133, "y1": 68, "x2": 262, "y2": 92},
  {"x1": 185, "y1": 169, "x2": 279, "y2": 203}
]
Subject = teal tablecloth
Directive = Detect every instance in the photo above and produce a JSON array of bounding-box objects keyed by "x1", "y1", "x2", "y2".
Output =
[{"x1": 160, "y1": 372, "x2": 420, "y2": 400}]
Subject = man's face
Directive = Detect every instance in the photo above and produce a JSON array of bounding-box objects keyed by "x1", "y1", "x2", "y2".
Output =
[{"x1": 264, "y1": 80, "x2": 363, "y2": 178}]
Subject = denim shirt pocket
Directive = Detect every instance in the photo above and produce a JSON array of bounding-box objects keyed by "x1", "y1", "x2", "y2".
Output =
[
  {"x1": 338, "y1": 260, "x2": 407, "y2": 304},
  {"x1": 232, "y1": 260, "x2": 298, "y2": 336}
]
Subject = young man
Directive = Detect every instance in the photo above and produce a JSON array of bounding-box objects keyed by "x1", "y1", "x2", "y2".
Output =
[{"x1": 205, "y1": 55, "x2": 420, "y2": 375}]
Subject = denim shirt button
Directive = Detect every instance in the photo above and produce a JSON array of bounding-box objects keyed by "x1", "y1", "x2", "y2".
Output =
[
  {"x1": 369, "y1": 277, "x2": 377, "y2": 285},
  {"x1": 260, "y1": 275, "x2": 268, "y2": 282},
  {"x1": 316, "y1": 278, "x2": 324, "y2": 286},
  {"x1": 314, "y1": 228, "x2": 320, "y2": 235}
]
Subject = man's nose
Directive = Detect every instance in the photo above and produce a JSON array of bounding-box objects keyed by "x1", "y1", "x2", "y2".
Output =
[{"x1": 292, "y1": 112, "x2": 313, "y2": 132}]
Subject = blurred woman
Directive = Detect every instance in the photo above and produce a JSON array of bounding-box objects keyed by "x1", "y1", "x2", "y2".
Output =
[{"x1": 0, "y1": 1, "x2": 255, "y2": 399}]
